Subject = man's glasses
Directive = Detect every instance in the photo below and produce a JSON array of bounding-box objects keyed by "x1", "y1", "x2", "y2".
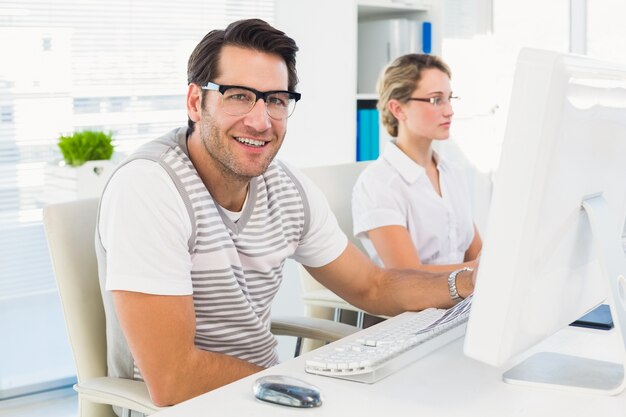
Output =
[
  {"x1": 201, "y1": 82, "x2": 301, "y2": 120},
  {"x1": 407, "y1": 95, "x2": 459, "y2": 108}
]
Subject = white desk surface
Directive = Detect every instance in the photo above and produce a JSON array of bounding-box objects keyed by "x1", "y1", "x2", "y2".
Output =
[{"x1": 153, "y1": 316, "x2": 626, "y2": 417}]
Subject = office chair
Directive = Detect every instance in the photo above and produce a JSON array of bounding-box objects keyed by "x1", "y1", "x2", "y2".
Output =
[
  {"x1": 43, "y1": 198, "x2": 357, "y2": 417},
  {"x1": 299, "y1": 161, "x2": 380, "y2": 333}
]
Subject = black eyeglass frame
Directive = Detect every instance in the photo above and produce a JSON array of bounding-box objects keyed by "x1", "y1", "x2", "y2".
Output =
[
  {"x1": 201, "y1": 81, "x2": 301, "y2": 119},
  {"x1": 407, "y1": 95, "x2": 460, "y2": 106}
]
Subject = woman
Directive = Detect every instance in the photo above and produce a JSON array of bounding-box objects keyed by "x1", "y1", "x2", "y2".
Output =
[{"x1": 352, "y1": 54, "x2": 482, "y2": 273}]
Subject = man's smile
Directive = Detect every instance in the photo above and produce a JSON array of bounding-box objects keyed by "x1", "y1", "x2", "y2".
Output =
[{"x1": 235, "y1": 136, "x2": 268, "y2": 147}]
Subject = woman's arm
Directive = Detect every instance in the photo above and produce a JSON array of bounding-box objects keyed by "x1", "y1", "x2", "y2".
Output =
[
  {"x1": 367, "y1": 225, "x2": 477, "y2": 272},
  {"x1": 464, "y1": 224, "x2": 483, "y2": 262}
]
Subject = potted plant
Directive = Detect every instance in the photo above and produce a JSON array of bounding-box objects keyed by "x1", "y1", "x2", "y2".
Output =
[
  {"x1": 45, "y1": 130, "x2": 117, "y2": 201},
  {"x1": 57, "y1": 130, "x2": 114, "y2": 167}
]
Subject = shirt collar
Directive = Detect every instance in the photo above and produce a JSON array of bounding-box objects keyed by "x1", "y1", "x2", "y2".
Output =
[{"x1": 382, "y1": 140, "x2": 448, "y2": 184}]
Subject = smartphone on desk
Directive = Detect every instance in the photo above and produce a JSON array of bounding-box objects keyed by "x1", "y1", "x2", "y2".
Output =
[{"x1": 569, "y1": 304, "x2": 614, "y2": 330}]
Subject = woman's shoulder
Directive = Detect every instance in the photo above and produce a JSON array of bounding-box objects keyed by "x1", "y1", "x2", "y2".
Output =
[
  {"x1": 354, "y1": 157, "x2": 406, "y2": 199},
  {"x1": 355, "y1": 158, "x2": 390, "y2": 184}
]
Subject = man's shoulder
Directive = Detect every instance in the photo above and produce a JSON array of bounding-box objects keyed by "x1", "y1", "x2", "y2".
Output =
[
  {"x1": 263, "y1": 159, "x2": 304, "y2": 188},
  {"x1": 129, "y1": 126, "x2": 187, "y2": 160},
  {"x1": 260, "y1": 159, "x2": 310, "y2": 207}
]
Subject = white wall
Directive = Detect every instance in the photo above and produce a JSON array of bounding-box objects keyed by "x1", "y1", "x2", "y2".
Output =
[{"x1": 274, "y1": 0, "x2": 357, "y2": 168}]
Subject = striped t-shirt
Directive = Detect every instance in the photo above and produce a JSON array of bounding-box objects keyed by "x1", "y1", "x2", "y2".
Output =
[{"x1": 96, "y1": 127, "x2": 347, "y2": 381}]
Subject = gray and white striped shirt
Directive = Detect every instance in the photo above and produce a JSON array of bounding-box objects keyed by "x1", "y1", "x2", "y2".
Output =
[{"x1": 96, "y1": 127, "x2": 347, "y2": 381}]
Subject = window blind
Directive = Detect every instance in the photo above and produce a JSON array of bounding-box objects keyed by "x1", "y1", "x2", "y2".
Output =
[
  {"x1": 0, "y1": 0, "x2": 273, "y2": 299},
  {"x1": 0, "y1": 0, "x2": 273, "y2": 398}
]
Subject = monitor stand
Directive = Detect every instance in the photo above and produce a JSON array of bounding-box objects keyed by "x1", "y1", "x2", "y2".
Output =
[{"x1": 502, "y1": 195, "x2": 626, "y2": 395}]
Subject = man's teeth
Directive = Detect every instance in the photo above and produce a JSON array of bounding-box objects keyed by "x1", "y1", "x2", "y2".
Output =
[{"x1": 236, "y1": 137, "x2": 265, "y2": 147}]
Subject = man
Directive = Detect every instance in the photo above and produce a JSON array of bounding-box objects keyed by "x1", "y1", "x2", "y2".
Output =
[{"x1": 96, "y1": 18, "x2": 475, "y2": 407}]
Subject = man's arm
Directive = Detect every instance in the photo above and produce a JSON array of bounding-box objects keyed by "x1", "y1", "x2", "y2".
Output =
[
  {"x1": 112, "y1": 291, "x2": 264, "y2": 406},
  {"x1": 305, "y1": 242, "x2": 475, "y2": 315}
]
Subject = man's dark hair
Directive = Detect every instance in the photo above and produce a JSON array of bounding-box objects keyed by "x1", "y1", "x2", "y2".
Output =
[{"x1": 187, "y1": 18, "x2": 299, "y2": 133}]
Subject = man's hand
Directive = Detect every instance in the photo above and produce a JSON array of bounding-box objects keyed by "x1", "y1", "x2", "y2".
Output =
[
  {"x1": 307, "y1": 242, "x2": 470, "y2": 313},
  {"x1": 471, "y1": 253, "x2": 481, "y2": 286}
]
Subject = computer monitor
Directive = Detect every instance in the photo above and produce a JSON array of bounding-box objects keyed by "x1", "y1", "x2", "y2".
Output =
[{"x1": 463, "y1": 48, "x2": 626, "y2": 394}]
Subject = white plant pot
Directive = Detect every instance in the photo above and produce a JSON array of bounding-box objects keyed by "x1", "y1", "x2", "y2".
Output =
[{"x1": 45, "y1": 160, "x2": 116, "y2": 203}]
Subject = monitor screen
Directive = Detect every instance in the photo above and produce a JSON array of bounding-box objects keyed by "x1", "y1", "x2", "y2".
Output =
[{"x1": 463, "y1": 48, "x2": 626, "y2": 394}]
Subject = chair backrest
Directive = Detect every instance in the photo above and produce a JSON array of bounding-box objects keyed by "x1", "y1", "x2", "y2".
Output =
[
  {"x1": 300, "y1": 161, "x2": 370, "y2": 250},
  {"x1": 299, "y1": 161, "x2": 370, "y2": 295},
  {"x1": 43, "y1": 198, "x2": 105, "y2": 382}
]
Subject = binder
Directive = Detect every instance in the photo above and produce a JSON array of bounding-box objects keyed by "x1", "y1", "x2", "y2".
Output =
[
  {"x1": 356, "y1": 105, "x2": 380, "y2": 162},
  {"x1": 367, "y1": 109, "x2": 380, "y2": 161},
  {"x1": 422, "y1": 21, "x2": 432, "y2": 54},
  {"x1": 356, "y1": 110, "x2": 363, "y2": 161}
]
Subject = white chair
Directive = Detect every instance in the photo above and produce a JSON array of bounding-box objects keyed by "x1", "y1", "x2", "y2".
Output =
[
  {"x1": 43, "y1": 198, "x2": 156, "y2": 417},
  {"x1": 43, "y1": 198, "x2": 357, "y2": 417},
  {"x1": 299, "y1": 161, "x2": 376, "y2": 330}
]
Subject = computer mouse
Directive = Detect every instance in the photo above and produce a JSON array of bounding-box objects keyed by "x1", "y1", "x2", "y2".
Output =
[{"x1": 252, "y1": 374, "x2": 323, "y2": 408}]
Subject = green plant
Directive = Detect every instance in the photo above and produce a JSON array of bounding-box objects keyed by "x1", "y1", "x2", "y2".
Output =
[{"x1": 57, "y1": 130, "x2": 114, "y2": 167}]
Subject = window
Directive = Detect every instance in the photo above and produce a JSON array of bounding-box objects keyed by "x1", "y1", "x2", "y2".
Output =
[
  {"x1": 442, "y1": 0, "x2": 569, "y2": 173},
  {"x1": 0, "y1": 106, "x2": 12, "y2": 123},
  {"x1": 587, "y1": 0, "x2": 626, "y2": 65},
  {"x1": 0, "y1": 0, "x2": 273, "y2": 399}
]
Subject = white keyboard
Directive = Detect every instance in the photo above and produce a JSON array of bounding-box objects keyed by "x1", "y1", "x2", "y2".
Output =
[{"x1": 304, "y1": 296, "x2": 472, "y2": 383}]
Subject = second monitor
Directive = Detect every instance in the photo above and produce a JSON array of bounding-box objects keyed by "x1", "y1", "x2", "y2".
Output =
[{"x1": 463, "y1": 48, "x2": 626, "y2": 394}]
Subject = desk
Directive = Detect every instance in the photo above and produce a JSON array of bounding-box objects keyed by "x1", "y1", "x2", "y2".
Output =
[{"x1": 152, "y1": 315, "x2": 626, "y2": 417}]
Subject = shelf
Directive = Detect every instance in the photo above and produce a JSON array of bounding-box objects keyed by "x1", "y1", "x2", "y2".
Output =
[
  {"x1": 274, "y1": 0, "x2": 441, "y2": 165},
  {"x1": 358, "y1": 0, "x2": 432, "y2": 19}
]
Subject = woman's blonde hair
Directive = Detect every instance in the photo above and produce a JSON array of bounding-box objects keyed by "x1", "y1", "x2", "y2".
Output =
[{"x1": 377, "y1": 54, "x2": 451, "y2": 137}]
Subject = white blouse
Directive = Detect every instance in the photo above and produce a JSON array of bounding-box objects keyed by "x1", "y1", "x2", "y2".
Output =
[{"x1": 352, "y1": 141, "x2": 475, "y2": 267}]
